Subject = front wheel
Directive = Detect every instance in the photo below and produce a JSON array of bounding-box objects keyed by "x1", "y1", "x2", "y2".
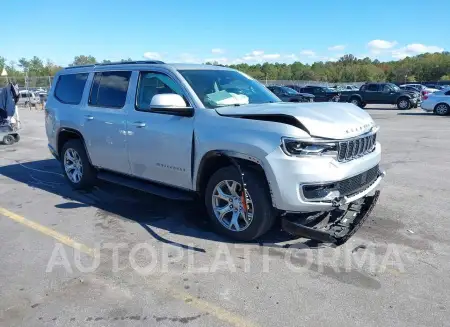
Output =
[
  {"x1": 61, "y1": 139, "x2": 96, "y2": 190},
  {"x1": 204, "y1": 166, "x2": 276, "y2": 241},
  {"x1": 434, "y1": 103, "x2": 450, "y2": 116},
  {"x1": 397, "y1": 98, "x2": 411, "y2": 110}
]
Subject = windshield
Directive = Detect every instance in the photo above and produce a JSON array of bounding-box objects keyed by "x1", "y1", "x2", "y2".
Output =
[
  {"x1": 388, "y1": 84, "x2": 400, "y2": 92},
  {"x1": 178, "y1": 69, "x2": 280, "y2": 108},
  {"x1": 280, "y1": 86, "x2": 298, "y2": 95},
  {"x1": 325, "y1": 87, "x2": 336, "y2": 92}
]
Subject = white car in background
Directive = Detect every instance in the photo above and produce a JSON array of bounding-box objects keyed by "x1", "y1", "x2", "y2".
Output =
[
  {"x1": 17, "y1": 90, "x2": 40, "y2": 106},
  {"x1": 401, "y1": 83, "x2": 439, "y2": 96},
  {"x1": 421, "y1": 88, "x2": 450, "y2": 115}
]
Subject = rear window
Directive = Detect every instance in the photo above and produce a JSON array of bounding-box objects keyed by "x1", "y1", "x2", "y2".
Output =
[
  {"x1": 54, "y1": 73, "x2": 89, "y2": 104},
  {"x1": 89, "y1": 71, "x2": 131, "y2": 108}
]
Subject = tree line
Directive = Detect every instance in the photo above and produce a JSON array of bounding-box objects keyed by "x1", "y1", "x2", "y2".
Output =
[{"x1": 1, "y1": 53, "x2": 450, "y2": 84}]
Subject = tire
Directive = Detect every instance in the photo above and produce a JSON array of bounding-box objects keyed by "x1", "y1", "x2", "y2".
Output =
[
  {"x1": 60, "y1": 139, "x2": 96, "y2": 190},
  {"x1": 349, "y1": 97, "x2": 361, "y2": 107},
  {"x1": 397, "y1": 97, "x2": 411, "y2": 110},
  {"x1": 434, "y1": 103, "x2": 450, "y2": 116},
  {"x1": 2, "y1": 135, "x2": 16, "y2": 145},
  {"x1": 360, "y1": 102, "x2": 367, "y2": 108},
  {"x1": 204, "y1": 166, "x2": 276, "y2": 241}
]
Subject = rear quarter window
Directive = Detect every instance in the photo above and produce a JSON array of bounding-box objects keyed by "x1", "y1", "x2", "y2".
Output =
[{"x1": 54, "y1": 73, "x2": 89, "y2": 104}]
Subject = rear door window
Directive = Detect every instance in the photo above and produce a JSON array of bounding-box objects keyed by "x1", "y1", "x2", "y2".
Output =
[
  {"x1": 367, "y1": 84, "x2": 379, "y2": 92},
  {"x1": 54, "y1": 73, "x2": 89, "y2": 104},
  {"x1": 89, "y1": 71, "x2": 131, "y2": 108}
]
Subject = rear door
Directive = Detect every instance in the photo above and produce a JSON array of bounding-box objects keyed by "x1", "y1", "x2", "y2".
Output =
[
  {"x1": 81, "y1": 70, "x2": 132, "y2": 174},
  {"x1": 364, "y1": 84, "x2": 381, "y2": 103},
  {"x1": 126, "y1": 70, "x2": 194, "y2": 190}
]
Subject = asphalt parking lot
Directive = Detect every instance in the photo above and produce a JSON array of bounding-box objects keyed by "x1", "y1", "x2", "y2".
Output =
[{"x1": 1, "y1": 105, "x2": 449, "y2": 327}]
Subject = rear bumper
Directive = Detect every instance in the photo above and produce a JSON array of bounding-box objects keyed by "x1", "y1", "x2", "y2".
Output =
[{"x1": 48, "y1": 144, "x2": 59, "y2": 160}]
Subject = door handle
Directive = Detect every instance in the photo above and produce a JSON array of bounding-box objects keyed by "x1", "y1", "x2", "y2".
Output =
[
  {"x1": 84, "y1": 115, "x2": 94, "y2": 121},
  {"x1": 132, "y1": 121, "x2": 146, "y2": 128}
]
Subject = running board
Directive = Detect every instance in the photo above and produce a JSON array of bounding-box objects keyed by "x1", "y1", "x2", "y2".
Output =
[
  {"x1": 96, "y1": 171, "x2": 195, "y2": 201},
  {"x1": 281, "y1": 191, "x2": 380, "y2": 246}
]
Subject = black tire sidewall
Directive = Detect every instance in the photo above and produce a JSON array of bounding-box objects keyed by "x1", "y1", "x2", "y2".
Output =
[
  {"x1": 204, "y1": 166, "x2": 275, "y2": 241},
  {"x1": 2, "y1": 135, "x2": 15, "y2": 145},
  {"x1": 350, "y1": 98, "x2": 361, "y2": 107},
  {"x1": 434, "y1": 104, "x2": 449, "y2": 116},
  {"x1": 397, "y1": 98, "x2": 410, "y2": 110},
  {"x1": 61, "y1": 139, "x2": 96, "y2": 190}
]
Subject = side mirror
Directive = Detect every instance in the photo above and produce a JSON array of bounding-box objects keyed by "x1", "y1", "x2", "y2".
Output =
[{"x1": 150, "y1": 94, "x2": 194, "y2": 117}]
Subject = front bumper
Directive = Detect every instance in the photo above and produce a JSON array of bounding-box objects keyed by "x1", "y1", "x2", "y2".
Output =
[
  {"x1": 263, "y1": 143, "x2": 383, "y2": 212},
  {"x1": 281, "y1": 190, "x2": 381, "y2": 245}
]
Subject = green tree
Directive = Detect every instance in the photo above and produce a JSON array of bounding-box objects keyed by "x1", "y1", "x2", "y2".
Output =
[{"x1": 70, "y1": 55, "x2": 97, "y2": 66}]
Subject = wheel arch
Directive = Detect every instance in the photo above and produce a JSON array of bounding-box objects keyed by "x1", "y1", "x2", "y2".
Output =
[
  {"x1": 434, "y1": 102, "x2": 450, "y2": 114},
  {"x1": 348, "y1": 94, "x2": 362, "y2": 102},
  {"x1": 195, "y1": 150, "x2": 275, "y2": 205},
  {"x1": 57, "y1": 128, "x2": 92, "y2": 164}
]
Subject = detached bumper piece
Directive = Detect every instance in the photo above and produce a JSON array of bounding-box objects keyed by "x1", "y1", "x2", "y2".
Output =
[{"x1": 281, "y1": 190, "x2": 380, "y2": 245}]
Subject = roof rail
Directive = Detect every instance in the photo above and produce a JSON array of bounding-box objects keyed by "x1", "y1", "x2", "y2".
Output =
[{"x1": 65, "y1": 60, "x2": 165, "y2": 70}]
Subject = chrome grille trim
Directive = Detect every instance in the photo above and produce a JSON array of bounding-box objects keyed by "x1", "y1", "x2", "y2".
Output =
[{"x1": 338, "y1": 133, "x2": 377, "y2": 162}]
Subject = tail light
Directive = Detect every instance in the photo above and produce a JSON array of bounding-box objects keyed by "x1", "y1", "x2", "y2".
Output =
[{"x1": 423, "y1": 94, "x2": 428, "y2": 100}]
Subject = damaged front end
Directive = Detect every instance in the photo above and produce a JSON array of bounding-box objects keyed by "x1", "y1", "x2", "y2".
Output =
[{"x1": 281, "y1": 190, "x2": 381, "y2": 246}]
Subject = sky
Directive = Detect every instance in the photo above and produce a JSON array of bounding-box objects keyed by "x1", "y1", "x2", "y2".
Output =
[{"x1": 2, "y1": 0, "x2": 449, "y2": 67}]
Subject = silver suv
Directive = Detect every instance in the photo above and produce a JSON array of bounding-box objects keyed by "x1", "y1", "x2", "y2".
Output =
[{"x1": 45, "y1": 61, "x2": 384, "y2": 243}]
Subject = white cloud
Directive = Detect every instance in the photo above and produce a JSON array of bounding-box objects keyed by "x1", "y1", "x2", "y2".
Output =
[
  {"x1": 143, "y1": 52, "x2": 162, "y2": 60},
  {"x1": 285, "y1": 54, "x2": 298, "y2": 61},
  {"x1": 300, "y1": 50, "x2": 316, "y2": 57},
  {"x1": 177, "y1": 53, "x2": 201, "y2": 63},
  {"x1": 240, "y1": 50, "x2": 281, "y2": 62},
  {"x1": 263, "y1": 54, "x2": 281, "y2": 60},
  {"x1": 391, "y1": 43, "x2": 444, "y2": 59},
  {"x1": 368, "y1": 39, "x2": 398, "y2": 50},
  {"x1": 250, "y1": 50, "x2": 264, "y2": 56},
  {"x1": 211, "y1": 48, "x2": 225, "y2": 54},
  {"x1": 204, "y1": 57, "x2": 228, "y2": 65},
  {"x1": 328, "y1": 45, "x2": 346, "y2": 51}
]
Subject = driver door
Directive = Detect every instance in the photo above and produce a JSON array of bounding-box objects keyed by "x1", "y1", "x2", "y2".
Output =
[
  {"x1": 380, "y1": 85, "x2": 397, "y2": 103},
  {"x1": 126, "y1": 70, "x2": 194, "y2": 190}
]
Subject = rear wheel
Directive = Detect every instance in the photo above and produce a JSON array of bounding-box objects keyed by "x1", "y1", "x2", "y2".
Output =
[
  {"x1": 397, "y1": 97, "x2": 411, "y2": 110},
  {"x1": 205, "y1": 166, "x2": 276, "y2": 241},
  {"x1": 2, "y1": 135, "x2": 15, "y2": 145},
  {"x1": 434, "y1": 103, "x2": 450, "y2": 116},
  {"x1": 61, "y1": 139, "x2": 96, "y2": 190},
  {"x1": 350, "y1": 97, "x2": 361, "y2": 107}
]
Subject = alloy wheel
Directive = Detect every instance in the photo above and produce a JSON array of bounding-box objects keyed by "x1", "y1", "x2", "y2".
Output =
[
  {"x1": 211, "y1": 180, "x2": 254, "y2": 232},
  {"x1": 436, "y1": 104, "x2": 449, "y2": 115},
  {"x1": 64, "y1": 148, "x2": 83, "y2": 183}
]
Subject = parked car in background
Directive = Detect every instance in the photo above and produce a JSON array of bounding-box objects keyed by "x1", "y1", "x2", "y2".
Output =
[
  {"x1": 17, "y1": 90, "x2": 40, "y2": 106},
  {"x1": 267, "y1": 85, "x2": 314, "y2": 102},
  {"x1": 343, "y1": 85, "x2": 359, "y2": 91},
  {"x1": 423, "y1": 83, "x2": 447, "y2": 90},
  {"x1": 400, "y1": 84, "x2": 439, "y2": 97},
  {"x1": 45, "y1": 61, "x2": 384, "y2": 244},
  {"x1": 400, "y1": 85, "x2": 421, "y2": 93},
  {"x1": 421, "y1": 88, "x2": 450, "y2": 115},
  {"x1": 287, "y1": 85, "x2": 340, "y2": 102},
  {"x1": 340, "y1": 83, "x2": 421, "y2": 109}
]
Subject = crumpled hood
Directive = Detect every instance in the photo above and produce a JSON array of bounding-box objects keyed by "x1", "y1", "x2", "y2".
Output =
[{"x1": 215, "y1": 102, "x2": 376, "y2": 139}]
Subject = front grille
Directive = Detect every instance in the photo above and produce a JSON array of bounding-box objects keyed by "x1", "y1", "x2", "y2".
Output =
[
  {"x1": 338, "y1": 133, "x2": 376, "y2": 162},
  {"x1": 336, "y1": 165, "x2": 380, "y2": 196}
]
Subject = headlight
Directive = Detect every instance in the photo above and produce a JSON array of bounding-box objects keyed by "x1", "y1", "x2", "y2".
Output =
[{"x1": 281, "y1": 138, "x2": 338, "y2": 157}]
